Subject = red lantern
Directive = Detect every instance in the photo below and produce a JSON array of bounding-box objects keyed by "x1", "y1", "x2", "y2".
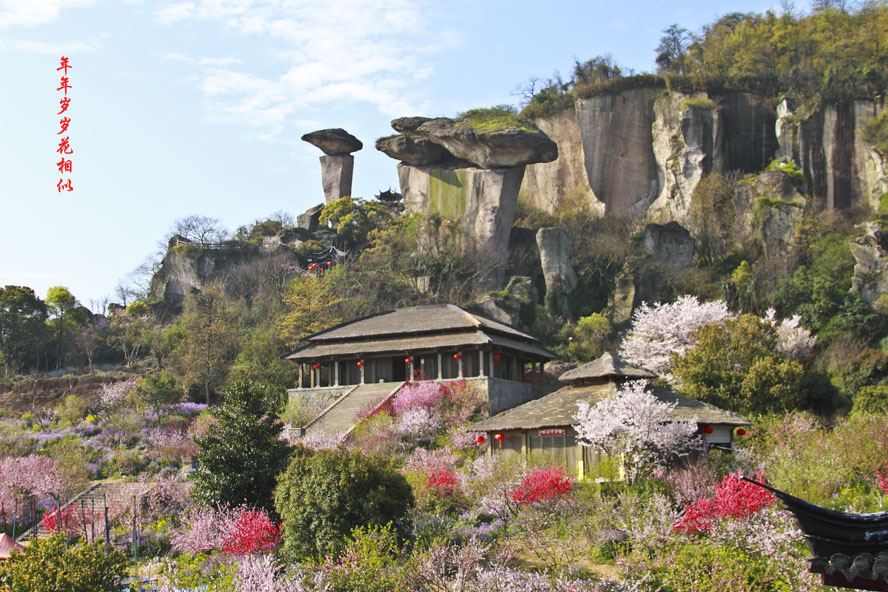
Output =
[
  {"x1": 453, "y1": 353, "x2": 461, "y2": 360},
  {"x1": 475, "y1": 435, "x2": 486, "y2": 445},
  {"x1": 494, "y1": 433, "x2": 505, "y2": 442},
  {"x1": 312, "y1": 363, "x2": 320, "y2": 370},
  {"x1": 702, "y1": 426, "x2": 714, "y2": 434},
  {"x1": 736, "y1": 428, "x2": 746, "y2": 436},
  {"x1": 327, "y1": 261, "x2": 333, "y2": 267},
  {"x1": 404, "y1": 358, "x2": 412, "y2": 364},
  {"x1": 357, "y1": 360, "x2": 364, "y2": 367},
  {"x1": 493, "y1": 354, "x2": 502, "y2": 360}
]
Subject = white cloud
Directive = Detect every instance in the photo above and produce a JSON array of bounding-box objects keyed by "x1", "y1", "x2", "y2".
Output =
[
  {"x1": 155, "y1": 0, "x2": 459, "y2": 139},
  {"x1": 0, "y1": 0, "x2": 96, "y2": 27},
  {"x1": 0, "y1": 37, "x2": 102, "y2": 54},
  {"x1": 162, "y1": 52, "x2": 243, "y2": 67}
]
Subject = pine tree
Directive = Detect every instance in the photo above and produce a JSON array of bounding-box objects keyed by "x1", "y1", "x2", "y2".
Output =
[{"x1": 192, "y1": 380, "x2": 291, "y2": 515}]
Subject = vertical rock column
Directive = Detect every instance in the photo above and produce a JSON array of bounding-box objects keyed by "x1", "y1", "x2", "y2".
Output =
[{"x1": 301, "y1": 128, "x2": 363, "y2": 203}]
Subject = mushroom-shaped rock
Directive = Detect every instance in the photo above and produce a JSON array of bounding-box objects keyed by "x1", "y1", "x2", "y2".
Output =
[
  {"x1": 301, "y1": 128, "x2": 363, "y2": 155},
  {"x1": 390, "y1": 116, "x2": 558, "y2": 169},
  {"x1": 375, "y1": 134, "x2": 451, "y2": 166}
]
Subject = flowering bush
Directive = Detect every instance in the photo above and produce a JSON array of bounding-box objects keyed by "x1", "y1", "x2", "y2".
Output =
[
  {"x1": 573, "y1": 380, "x2": 699, "y2": 483},
  {"x1": 877, "y1": 470, "x2": 888, "y2": 496},
  {"x1": 222, "y1": 508, "x2": 282, "y2": 555},
  {"x1": 395, "y1": 407, "x2": 443, "y2": 442},
  {"x1": 619, "y1": 295, "x2": 733, "y2": 377},
  {"x1": 674, "y1": 472, "x2": 775, "y2": 533},
  {"x1": 507, "y1": 467, "x2": 571, "y2": 506},
  {"x1": 391, "y1": 382, "x2": 445, "y2": 415}
]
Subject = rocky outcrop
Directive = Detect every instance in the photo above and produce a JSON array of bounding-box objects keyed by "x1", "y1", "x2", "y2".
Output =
[
  {"x1": 536, "y1": 227, "x2": 577, "y2": 316},
  {"x1": 576, "y1": 88, "x2": 660, "y2": 216},
  {"x1": 851, "y1": 222, "x2": 888, "y2": 307},
  {"x1": 520, "y1": 109, "x2": 604, "y2": 215},
  {"x1": 643, "y1": 222, "x2": 694, "y2": 268},
  {"x1": 733, "y1": 169, "x2": 806, "y2": 261},
  {"x1": 150, "y1": 247, "x2": 217, "y2": 305},
  {"x1": 472, "y1": 276, "x2": 536, "y2": 330},
  {"x1": 375, "y1": 134, "x2": 451, "y2": 166},
  {"x1": 319, "y1": 155, "x2": 354, "y2": 203},
  {"x1": 389, "y1": 117, "x2": 557, "y2": 169},
  {"x1": 301, "y1": 128, "x2": 363, "y2": 155},
  {"x1": 397, "y1": 163, "x2": 524, "y2": 287},
  {"x1": 297, "y1": 204, "x2": 324, "y2": 232},
  {"x1": 610, "y1": 263, "x2": 636, "y2": 326},
  {"x1": 648, "y1": 94, "x2": 723, "y2": 225},
  {"x1": 787, "y1": 100, "x2": 887, "y2": 212}
]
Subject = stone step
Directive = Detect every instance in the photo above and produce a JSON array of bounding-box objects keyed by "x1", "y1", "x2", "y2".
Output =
[{"x1": 304, "y1": 382, "x2": 405, "y2": 437}]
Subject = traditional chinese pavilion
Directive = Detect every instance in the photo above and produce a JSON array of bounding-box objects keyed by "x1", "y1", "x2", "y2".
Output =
[
  {"x1": 286, "y1": 304, "x2": 556, "y2": 438},
  {"x1": 471, "y1": 352, "x2": 751, "y2": 479}
]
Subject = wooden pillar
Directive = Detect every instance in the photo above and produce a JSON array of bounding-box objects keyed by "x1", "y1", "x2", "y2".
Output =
[
  {"x1": 437, "y1": 353, "x2": 443, "y2": 380},
  {"x1": 310, "y1": 365, "x2": 316, "y2": 388},
  {"x1": 479, "y1": 350, "x2": 485, "y2": 377},
  {"x1": 334, "y1": 361, "x2": 340, "y2": 386},
  {"x1": 457, "y1": 354, "x2": 463, "y2": 379},
  {"x1": 360, "y1": 363, "x2": 365, "y2": 384},
  {"x1": 298, "y1": 364, "x2": 303, "y2": 389},
  {"x1": 408, "y1": 355, "x2": 415, "y2": 381}
]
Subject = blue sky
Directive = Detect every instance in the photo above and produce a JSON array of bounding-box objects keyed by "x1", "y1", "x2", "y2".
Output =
[{"x1": 0, "y1": 0, "x2": 787, "y2": 308}]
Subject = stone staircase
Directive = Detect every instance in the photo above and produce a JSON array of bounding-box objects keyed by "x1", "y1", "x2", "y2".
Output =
[
  {"x1": 303, "y1": 381, "x2": 406, "y2": 438},
  {"x1": 17, "y1": 480, "x2": 127, "y2": 543}
]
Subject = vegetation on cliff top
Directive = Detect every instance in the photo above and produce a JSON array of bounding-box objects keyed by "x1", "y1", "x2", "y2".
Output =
[{"x1": 521, "y1": 3, "x2": 888, "y2": 119}]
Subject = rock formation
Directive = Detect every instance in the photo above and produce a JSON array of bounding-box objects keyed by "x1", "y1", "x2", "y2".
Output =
[
  {"x1": 851, "y1": 222, "x2": 888, "y2": 307},
  {"x1": 733, "y1": 168, "x2": 806, "y2": 261},
  {"x1": 297, "y1": 204, "x2": 325, "y2": 232},
  {"x1": 472, "y1": 276, "x2": 536, "y2": 330},
  {"x1": 642, "y1": 222, "x2": 695, "y2": 268},
  {"x1": 521, "y1": 109, "x2": 604, "y2": 215},
  {"x1": 301, "y1": 128, "x2": 362, "y2": 203},
  {"x1": 536, "y1": 227, "x2": 577, "y2": 316},
  {"x1": 379, "y1": 116, "x2": 558, "y2": 288}
]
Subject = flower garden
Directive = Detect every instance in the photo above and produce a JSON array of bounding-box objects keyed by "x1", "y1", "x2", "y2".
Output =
[{"x1": 0, "y1": 372, "x2": 886, "y2": 592}]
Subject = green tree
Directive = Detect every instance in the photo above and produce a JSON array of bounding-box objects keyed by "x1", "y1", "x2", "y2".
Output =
[
  {"x1": 170, "y1": 286, "x2": 238, "y2": 404},
  {"x1": 274, "y1": 447, "x2": 413, "y2": 560},
  {"x1": 559, "y1": 313, "x2": 612, "y2": 362},
  {"x1": 0, "y1": 285, "x2": 47, "y2": 376},
  {"x1": 109, "y1": 301, "x2": 149, "y2": 367},
  {"x1": 45, "y1": 286, "x2": 85, "y2": 369},
  {"x1": 192, "y1": 379, "x2": 291, "y2": 514},
  {"x1": 0, "y1": 536, "x2": 127, "y2": 592},
  {"x1": 319, "y1": 196, "x2": 394, "y2": 249},
  {"x1": 278, "y1": 276, "x2": 343, "y2": 349},
  {"x1": 134, "y1": 370, "x2": 184, "y2": 419},
  {"x1": 673, "y1": 314, "x2": 805, "y2": 413}
]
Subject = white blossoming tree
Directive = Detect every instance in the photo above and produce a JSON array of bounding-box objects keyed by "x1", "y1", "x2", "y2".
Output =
[
  {"x1": 572, "y1": 380, "x2": 699, "y2": 483},
  {"x1": 619, "y1": 295, "x2": 733, "y2": 379}
]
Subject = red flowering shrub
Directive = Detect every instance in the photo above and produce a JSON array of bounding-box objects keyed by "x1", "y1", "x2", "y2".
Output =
[
  {"x1": 40, "y1": 506, "x2": 93, "y2": 534},
  {"x1": 877, "y1": 470, "x2": 888, "y2": 496},
  {"x1": 222, "y1": 508, "x2": 282, "y2": 555},
  {"x1": 674, "y1": 471, "x2": 775, "y2": 533},
  {"x1": 508, "y1": 467, "x2": 572, "y2": 506},
  {"x1": 425, "y1": 468, "x2": 460, "y2": 497}
]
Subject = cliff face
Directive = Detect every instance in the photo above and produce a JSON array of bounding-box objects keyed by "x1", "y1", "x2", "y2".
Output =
[{"x1": 521, "y1": 88, "x2": 884, "y2": 223}]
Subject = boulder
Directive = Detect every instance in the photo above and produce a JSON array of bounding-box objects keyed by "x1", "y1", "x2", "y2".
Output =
[
  {"x1": 390, "y1": 117, "x2": 557, "y2": 169},
  {"x1": 610, "y1": 263, "x2": 636, "y2": 326},
  {"x1": 320, "y1": 154, "x2": 354, "y2": 203},
  {"x1": 471, "y1": 276, "x2": 536, "y2": 330},
  {"x1": 643, "y1": 222, "x2": 695, "y2": 268},
  {"x1": 851, "y1": 222, "x2": 888, "y2": 307},
  {"x1": 301, "y1": 128, "x2": 363, "y2": 155},
  {"x1": 536, "y1": 227, "x2": 577, "y2": 317},
  {"x1": 297, "y1": 203, "x2": 325, "y2": 232},
  {"x1": 375, "y1": 134, "x2": 451, "y2": 166}
]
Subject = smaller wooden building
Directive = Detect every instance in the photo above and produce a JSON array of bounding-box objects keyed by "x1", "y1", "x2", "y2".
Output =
[{"x1": 471, "y1": 352, "x2": 751, "y2": 479}]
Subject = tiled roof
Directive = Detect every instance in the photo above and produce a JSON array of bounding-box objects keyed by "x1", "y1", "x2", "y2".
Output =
[
  {"x1": 305, "y1": 304, "x2": 536, "y2": 342},
  {"x1": 558, "y1": 352, "x2": 656, "y2": 382},
  {"x1": 471, "y1": 382, "x2": 751, "y2": 432}
]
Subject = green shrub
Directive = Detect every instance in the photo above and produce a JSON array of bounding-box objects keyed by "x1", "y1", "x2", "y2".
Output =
[
  {"x1": 455, "y1": 105, "x2": 538, "y2": 134},
  {"x1": 862, "y1": 112, "x2": 888, "y2": 155},
  {"x1": 765, "y1": 157, "x2": 806, "y2": 184},
  {"x1": 57, "y1": 394, "x2": 90, "y2": 424},
  {"x1": 0, "y1": 536, "x2": 127, "y2": 592},
  {"x1": 321, "y1": 524, "x2": 412, "y2": 592},
  {"x1": 274, "y1": 447, "x2": 413, "y2": 560},
  {"x1": 852, "y1": 384, "x2": 888, "y2": 415}
]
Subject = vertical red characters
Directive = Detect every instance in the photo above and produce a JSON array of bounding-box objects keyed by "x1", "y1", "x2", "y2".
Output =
[{"x1": 56, "y1": 56, "x2": 73, "y2": 193}]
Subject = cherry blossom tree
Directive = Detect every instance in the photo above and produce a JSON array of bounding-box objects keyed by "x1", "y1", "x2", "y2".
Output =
[
  {"x1": 572, "y1": 380, "x2": 699, "y2": 483},
  {"x1": 619, "y1": 295, "x2": 733, "y2": 379},
  {"x1": 763, "y1": 309, "x2": 817, "y2": 360}
]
